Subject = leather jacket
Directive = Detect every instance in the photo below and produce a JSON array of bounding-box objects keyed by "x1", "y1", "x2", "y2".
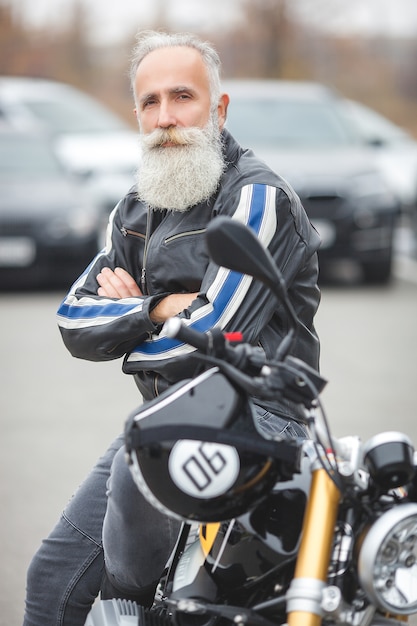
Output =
[{"x1": 57, "y1": 130, "x2": 321, "y2": 417}]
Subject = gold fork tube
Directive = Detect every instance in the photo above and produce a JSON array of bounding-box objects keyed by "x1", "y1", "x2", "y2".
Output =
[{"x1": 287, "y1": 467, "x2": 341, "y2": 626}]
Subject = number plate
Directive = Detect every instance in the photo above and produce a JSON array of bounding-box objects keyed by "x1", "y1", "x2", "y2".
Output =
[
  {"x1": 0, "y1": 237, "x2": 36, "y2": 267},
  {"x1": 169, "y1": 440, "x2": 240, "y2": 499}
]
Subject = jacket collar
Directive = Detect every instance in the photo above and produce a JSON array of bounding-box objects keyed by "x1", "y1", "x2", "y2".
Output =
[{"x1": 221, "y1": 128, "x2": 242, "y2": 169}]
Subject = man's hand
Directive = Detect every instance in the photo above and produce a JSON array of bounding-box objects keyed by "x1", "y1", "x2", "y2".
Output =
[
  {"x1": 149, "y1": 292, "x2": 199, "y2": 324},
  {"x1": 96, "y1": 267, "x2": 198, "y2": 325},
  {"x1": 97, "y1": 267, "x2": 142, "y2": 298}
]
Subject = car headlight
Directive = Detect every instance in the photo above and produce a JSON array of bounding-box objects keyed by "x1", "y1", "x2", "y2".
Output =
[{"x1": 358, "y1": 503, "x2": 417, "y2": 614}]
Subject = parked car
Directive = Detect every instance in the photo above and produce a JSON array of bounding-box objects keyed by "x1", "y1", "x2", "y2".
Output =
[
  {"x1": 341, "y1": 99, "x2": 417, "y2": 214},
  {"x1": 0, "y1": 76, "x2": 138, "y2": 215},
  {"x1": 0, "y1": 129, "x2": 101, "y2": 289},
  {"x1": 224, "y1": 80, "x2": 400, "y2": 283}
]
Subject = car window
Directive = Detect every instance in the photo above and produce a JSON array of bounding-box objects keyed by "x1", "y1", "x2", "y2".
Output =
[
  {"x1": 19, "y1": 92, "x2": 128, "y2": 135},
  {"x1": 0, "y1": 135, "x2": 64, "y2": 176},
  {"x1": 226, "y1": 99, "x2": 359, "y2": 147},
  {"x1": 342, "y1": 101, "x2": 409, "y2": 143}
]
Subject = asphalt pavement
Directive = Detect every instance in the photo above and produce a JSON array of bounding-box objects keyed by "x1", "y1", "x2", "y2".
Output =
[{"x1": 1, "y1": 224, "x2": 416, "y2": 626}]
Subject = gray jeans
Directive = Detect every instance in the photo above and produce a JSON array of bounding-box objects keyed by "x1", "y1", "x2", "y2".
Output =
[{"x1": 23, "y1": 407, "x2": 307, "y2": 626}]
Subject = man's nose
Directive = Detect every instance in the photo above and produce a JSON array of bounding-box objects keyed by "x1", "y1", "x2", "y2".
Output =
[{"x1": 157, "y1": 101, "x2": 176, "y2": 128}]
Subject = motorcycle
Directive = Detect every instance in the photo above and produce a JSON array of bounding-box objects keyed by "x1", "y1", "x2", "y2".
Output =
[{"x1": 86, "y1": 216, "x2": 417, "y2": 626}]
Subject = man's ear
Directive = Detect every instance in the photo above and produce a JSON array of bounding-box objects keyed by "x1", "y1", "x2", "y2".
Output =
[
  {"x1": 133, "y1": 108, "x2": 141, "y2": 130},
  {"x1": 217, "y1": 93, "x2": 230, "y2": 130}
]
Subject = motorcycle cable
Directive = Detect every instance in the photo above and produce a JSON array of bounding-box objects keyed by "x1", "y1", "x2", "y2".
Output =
[
  {"x1": 300, "y1": 392, "x2": 346, "y2": 495},
  {"x1": 255, "y1": 355, "x2": 346, "y2": 494},
  {"x1": 252, "y1": 593, "x2": 288, "y2": 614},
  {"x1": 276, "y1": 359, "x2": 332, "y2": 449},
  {"x1": 240, "y1": 557, "x2": 297, "y2": 615},
  {"x1": 243, "y1": 553, "x2": 297, "y2": 588},
  {"x1": 309, "y1": 419, "x2": 346, "y2": 495}
]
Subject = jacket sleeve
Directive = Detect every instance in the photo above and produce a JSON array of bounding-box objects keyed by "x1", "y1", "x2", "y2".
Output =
[
  {"x1": 56, "y1": 203, "x2": 167, "y2": 362},
  {"x1": 123, "y1": 182, "x2": 319, "y2": 373}
]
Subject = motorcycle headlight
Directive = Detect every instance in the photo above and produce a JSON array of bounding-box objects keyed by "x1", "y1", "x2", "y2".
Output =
[{"x1": 358, "y1": 503, "x2": 417, "y2": 614}]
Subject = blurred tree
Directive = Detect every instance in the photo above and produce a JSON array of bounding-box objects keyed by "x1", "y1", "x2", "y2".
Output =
[
  {"x1": 0, "y1": 2, "x2": 31, "y2": 75},
  {"x1": 1, "y1": 0, "x2": 416, "y2": 135},
  {"x1": 0, "y1": 0, "x2": 91, "y2": 86},
  {"x1": 213, "y1": 0, "x2": 313, "y2": 79},
  {"x1": 52, "y1": 1, "x2": 92, "y2": 87},
  {"x1": 0, "y1": 0, "x2": 133, "y2": 121},
  {"x1": 209, "y1": 0, "x2": 416, "y2": 135},
  {"x1": 390, "y1": 37, "x2": 417, "y2": 100}
]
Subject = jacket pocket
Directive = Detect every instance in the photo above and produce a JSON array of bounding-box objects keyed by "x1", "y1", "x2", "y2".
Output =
[{"x1": 164, "y1": 228, "x2": 206, "y2": 245}]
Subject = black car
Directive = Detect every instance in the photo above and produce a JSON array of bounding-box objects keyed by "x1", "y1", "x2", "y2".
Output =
[
  {"x1": 224, "y1": 80, "x2": 400, "y2": 283},
  {"x1": 0, "y1": 130, "x2": 101, "y2": 288}
]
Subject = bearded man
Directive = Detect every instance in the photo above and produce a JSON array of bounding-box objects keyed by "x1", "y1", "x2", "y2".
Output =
[{"x1": 23, "y1": 31, "x2": 321, "y2": 626}]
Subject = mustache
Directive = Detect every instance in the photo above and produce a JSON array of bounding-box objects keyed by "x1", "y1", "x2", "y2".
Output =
[{"x1": 140, "y1": 126, "x2": 208, "y2": 149}]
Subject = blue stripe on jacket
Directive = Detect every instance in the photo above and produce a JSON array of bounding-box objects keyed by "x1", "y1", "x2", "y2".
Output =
[{"x1": 128, "y1": 183, "x2": 269, "y2": 358}]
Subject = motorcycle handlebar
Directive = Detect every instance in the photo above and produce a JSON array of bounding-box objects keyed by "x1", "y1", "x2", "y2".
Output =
[
  {"x1": 163, "y1": 317, "x2": 268, "y2": 390},
  {"x1": 163, "y1": 317, "x2": 327, "y2": 411},
  {"x1": 164, "y1": 317, "x2": 212, "y2": 352}
]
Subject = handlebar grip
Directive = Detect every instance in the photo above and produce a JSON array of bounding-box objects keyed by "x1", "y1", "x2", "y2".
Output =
[{"x1": 163, "y1": 317, "x2": 209, "y2": 352}]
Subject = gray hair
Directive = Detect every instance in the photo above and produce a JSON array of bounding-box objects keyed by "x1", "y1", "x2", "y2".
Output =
[{"x1": 130, "y1": 30, "x2": 222, "y2": 112}]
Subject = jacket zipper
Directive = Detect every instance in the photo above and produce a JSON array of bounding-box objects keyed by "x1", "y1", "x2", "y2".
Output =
[
  {"x1": 120, "y1": 221, "x2": 150, "y2": 294},
  {"x1": 141, "y1": 208, "x2": 154, "y2": 294},
  {"x1": 164, "y1": 228, "x2": 206, "y2": 245},
  {"x1": 121, "y1": 216, "x2": 199, "y2": 293},
  {"x1": 120, "y1": 226, "x2": 146, "y2": 239}
]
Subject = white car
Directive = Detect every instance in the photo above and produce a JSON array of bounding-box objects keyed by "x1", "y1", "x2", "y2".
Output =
[
  {"x1": 0, "y1": 76, "x2": 139, "y2": 214},
  {"x1": 341, "y1": 99, "x2": 417, "y2": 214}
]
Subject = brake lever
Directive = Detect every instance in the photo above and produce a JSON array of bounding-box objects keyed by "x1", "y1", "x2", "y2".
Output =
[{"x1": 264, "y1": 357, "x2": 327, "y2": 408}]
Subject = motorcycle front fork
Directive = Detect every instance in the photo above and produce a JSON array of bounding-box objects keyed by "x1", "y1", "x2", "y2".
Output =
[{"x1": 286, "y1": 467, "x2": 341, "y2": 626}]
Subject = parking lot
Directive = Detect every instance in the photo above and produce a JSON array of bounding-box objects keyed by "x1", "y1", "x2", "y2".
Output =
[{"x1": 1, "y1": 234, "x2": 416, "y2": 624}]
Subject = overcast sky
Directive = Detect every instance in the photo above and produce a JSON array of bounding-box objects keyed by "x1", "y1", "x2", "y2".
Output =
[{"x1": 10, "y1": 0, "x2": 417, "y2": 45}]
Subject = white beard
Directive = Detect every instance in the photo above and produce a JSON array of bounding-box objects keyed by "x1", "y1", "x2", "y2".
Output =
[{"x1": 135, "y1": 118, "x2": 225, "y2": 212}]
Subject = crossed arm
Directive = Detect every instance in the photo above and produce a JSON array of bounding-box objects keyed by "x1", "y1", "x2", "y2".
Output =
[{"x1": 96, "y1": 266, "x2": 198, "y2": 324}]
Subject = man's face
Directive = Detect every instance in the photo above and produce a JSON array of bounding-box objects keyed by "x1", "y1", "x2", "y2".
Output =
[
  {"x1": 133, "y1": 45, "x2": 229, "y2": 211},
  {"x1": 134, "y1": 46, "x2": 227, "y2": 136}
]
